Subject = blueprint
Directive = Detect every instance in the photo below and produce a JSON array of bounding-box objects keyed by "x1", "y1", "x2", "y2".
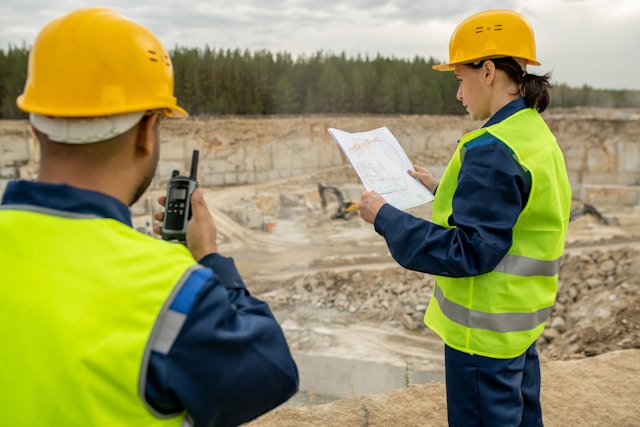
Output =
[{"x1": 328, "y1": 126, "x2": 434, "y2": 210}]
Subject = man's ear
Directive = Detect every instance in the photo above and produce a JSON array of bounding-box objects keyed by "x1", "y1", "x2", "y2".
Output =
[{"x1": 134, "y1": 113, "x2": 158, "y2": 156}]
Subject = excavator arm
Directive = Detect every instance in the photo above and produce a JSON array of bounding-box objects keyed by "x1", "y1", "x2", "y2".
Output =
[{"x1": 318, "y1": 183, "x2": 359, "y2": 220}]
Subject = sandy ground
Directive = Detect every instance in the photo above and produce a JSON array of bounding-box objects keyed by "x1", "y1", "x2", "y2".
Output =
[{"x1": 246, "y1": 349, "x2": 640, "y2": 427}]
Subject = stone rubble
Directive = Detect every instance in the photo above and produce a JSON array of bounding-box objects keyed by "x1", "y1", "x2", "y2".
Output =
[{"x1": 257, "y1": 246, "x2": 640, "y2": 359}]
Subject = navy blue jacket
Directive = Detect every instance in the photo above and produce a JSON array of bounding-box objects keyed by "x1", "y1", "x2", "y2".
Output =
[
  {"x1": 1, "y1": 181, "x2": 299, "y2": 427},
  {"x1": 374, "y1": 98, "x2": 532, "y2": 277}
]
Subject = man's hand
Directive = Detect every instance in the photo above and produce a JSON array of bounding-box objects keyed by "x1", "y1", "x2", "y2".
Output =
[
  {"x1": 154, "y1": 188, "x2": 218, "y2": 261},
  {"x1": 359, "y1": 190, "x2": 387, "y2": 224},
  {"x1": 408, "y1": 164, "x2": 440, "y2": 194}
]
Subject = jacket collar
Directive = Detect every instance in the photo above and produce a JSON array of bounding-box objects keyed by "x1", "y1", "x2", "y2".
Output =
[
  {"x1": 483, "y1": 97, "x2": 528, "y2": 128},
  {"x1": 1, "y1": 180, "x2": 132, "y2": 226}
]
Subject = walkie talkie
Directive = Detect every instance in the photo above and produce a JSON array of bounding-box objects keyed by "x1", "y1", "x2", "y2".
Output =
[{"x1": 161, "y1": 149, "x2": 199, "y2": 242}]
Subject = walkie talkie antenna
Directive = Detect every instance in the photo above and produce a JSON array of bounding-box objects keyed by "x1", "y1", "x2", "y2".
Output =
[{"x1": 189, "y1": 150, "x2": 199, "y2": 179}]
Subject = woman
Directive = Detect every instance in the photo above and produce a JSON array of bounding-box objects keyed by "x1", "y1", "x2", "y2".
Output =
[{"x1": 359, "y1": 9, "x2": 572, "y2": 426}]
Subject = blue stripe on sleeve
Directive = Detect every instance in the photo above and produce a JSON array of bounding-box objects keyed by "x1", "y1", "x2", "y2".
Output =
[{"x1": 170, "y1": 268, "x2": 213, "y2": 314}]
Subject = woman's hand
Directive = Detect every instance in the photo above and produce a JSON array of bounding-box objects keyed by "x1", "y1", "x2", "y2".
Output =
[
  {"x1": 408, "y1": 164, "x2": 440, "y2": 194},
  {"x1": 359, "y1": 190, "x2": 387, "y2": 224}
]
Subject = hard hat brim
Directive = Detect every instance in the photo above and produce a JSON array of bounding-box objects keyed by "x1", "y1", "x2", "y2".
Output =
[
  {"x1": 432, "y1": 63, "x2": 455, "y2": 72},
  {"x1": 165, "y1": 105, "x2": 189, "y2": 118},
  {"x1": 432, "y1": 56, "x2": 542, "y2": 72}
]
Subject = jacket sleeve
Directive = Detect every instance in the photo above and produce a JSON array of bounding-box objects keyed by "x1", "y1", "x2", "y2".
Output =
[
  {"x1": 374, "y1": 141, "x2": 529, "y2": 277},
  {"x1": 145, "y1": 253, "x2": 299, "y2": 427}
]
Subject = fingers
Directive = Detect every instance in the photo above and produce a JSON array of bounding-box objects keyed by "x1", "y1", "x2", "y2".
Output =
[
  {"x1": 185, "y1": 188, "x2": 218, "y2": 260},
  {"x1": 188, "y1": 188, "x2": 207, "y2": 219},
  {"x1": 409, "y1": 164, "x2": 430, "y2": 178},
  {"x1": 152, "y1": 195, "x2": 166, "y2": 236},
  {"x1": 358, "y1": 190, "x2": 386, "y2": 225},
  {"x1": 407, "y1": 169, "x2": 420, "y2": 178},
  {"x1": 409, "y1": 164, "x2": 440, "y2": 193}
]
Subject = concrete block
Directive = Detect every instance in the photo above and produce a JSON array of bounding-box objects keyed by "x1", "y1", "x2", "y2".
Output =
[
  {"x1": 582, "y1": 172, "x2": 618, "y2": 186},
  {"x1": 229, "y1": 206, "x2": 263, "y2": 229},
  {"x1": 292, "y1": 352, "x2": 443, "y2": 399},
  {"x1": 586, "y1": 147, "x2": 614, "y2": 172},
  {"x1": 160, "y1": 140, "x2": 185, "y2": 161},
  {"x1": 224, "y1": 172, "x2": 238, "y2": 185},
  {"x1": 0, "y1": 166, "x2": 18, "y2": 179},
  {"x1": 583, "y1": 185, "x2": 640, "y2": 207},
  {"x1": 199, "y1": 172, "x2": 225, "y2": 187},
  {"x1": 0, "y1": 138, "x2": 29, "y2": 165},
  {"x1": 267, "y1": 170, "x2": 281, "y2": 181},
  {"x1": 618, "y1": 142, "x2": 639, "y2": 174},
  {"x1": 156, "y1": 160, "x2": 184, "y2": 182}
]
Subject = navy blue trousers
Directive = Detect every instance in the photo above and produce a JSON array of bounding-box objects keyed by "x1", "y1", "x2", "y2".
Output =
[{"x1": 444, "y1": 343, "x2": 543, "y2": 427}]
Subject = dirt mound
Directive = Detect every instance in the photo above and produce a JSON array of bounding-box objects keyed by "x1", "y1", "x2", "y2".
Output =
[
  {"x1": 541, "y1": 247, "x2": 640, "y2": 358},
  {"x1": 245, "y1": 349, "x2": 640, "y2": 427}
]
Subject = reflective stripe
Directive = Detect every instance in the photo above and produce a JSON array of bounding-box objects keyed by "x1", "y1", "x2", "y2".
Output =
[
  {"x1": 148, "y1": 266, "x2": 207, "y2": 355},
  {"x1": 0, "y1": 204, "x2": 99, "y2": 219},
  {"x1": 151, "y1": 310, "x2": 187, "y2": 354},
  {"x1": 493, "y1": 254, "x2": 561, "y2": 277},
  {"x1": 433, "y1": 285, "x2": 552, "y2": 333},
  {"x1": 141, "y1": 265, "x2": 205, "y2": 418}
]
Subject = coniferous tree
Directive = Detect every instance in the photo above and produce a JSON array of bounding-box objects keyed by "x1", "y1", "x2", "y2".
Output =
[
  {"x1": 273, "y1": 75, "x2": 298, "y2": 114},
  {"x1": 316, "y1": 60, "x2": 348, "y2": 114},
  {"x1": 0, "y1": 45, "x2": 28, "y2": 119},
  {"x1": 0, "y1": 44, "x2": 638, "y2": 119}
]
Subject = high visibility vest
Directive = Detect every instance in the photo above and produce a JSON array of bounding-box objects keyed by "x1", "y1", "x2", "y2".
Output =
[
  {"x1": 424, "y1": 108, "x2": 572, "y2": 358},
  {"x1": 0, "y1": 206, "x2": 203, "y2": 426}
]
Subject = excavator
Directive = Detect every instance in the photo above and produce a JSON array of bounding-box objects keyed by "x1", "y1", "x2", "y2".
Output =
[
  {"x1": 569, "y1": 202, "x2": 617, "y2": 225},
  {"x1": 318, "y1": 183, "x2": 360, "y2": 220}
]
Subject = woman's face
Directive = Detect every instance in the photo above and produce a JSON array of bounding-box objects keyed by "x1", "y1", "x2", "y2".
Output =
[{"x1": 453, "y1": 63, "x2": 492, "y2": 121}]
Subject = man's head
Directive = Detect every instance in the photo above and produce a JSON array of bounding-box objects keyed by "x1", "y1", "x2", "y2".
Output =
[
  {"x1": 18, "y1": 7, "x2": 186, "y2": 120},
  {"x1": 17, "y1": 7, "x2": 187, "y2": 205}
]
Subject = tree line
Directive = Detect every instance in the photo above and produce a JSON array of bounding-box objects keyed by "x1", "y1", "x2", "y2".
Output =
[{"x1": 1, "y1": 45, "x2": 639, "y2": 119}]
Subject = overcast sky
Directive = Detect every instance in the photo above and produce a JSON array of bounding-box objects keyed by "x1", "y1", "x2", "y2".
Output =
[{"x1": 1, "y1": 0, "x2": 639, "y2": 90}]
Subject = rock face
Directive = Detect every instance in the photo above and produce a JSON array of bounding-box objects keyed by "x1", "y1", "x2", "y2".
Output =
[{"x1": 2, "y1": 109, "x2": 640, "y2": 205}]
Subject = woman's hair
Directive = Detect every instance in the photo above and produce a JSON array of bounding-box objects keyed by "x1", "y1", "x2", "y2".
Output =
[{"x1": 470, "y1": 57, "x2": 553, "y2": 113}]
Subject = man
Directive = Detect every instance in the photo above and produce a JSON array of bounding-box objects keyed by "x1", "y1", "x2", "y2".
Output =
[{"x1": 0, "y1": 8, "x2": 298, "y2": 427}]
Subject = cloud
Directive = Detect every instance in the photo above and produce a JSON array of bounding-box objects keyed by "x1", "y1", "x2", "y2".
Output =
[{"x1": 0, "y1": 0, "x2": 638, "y2": 90}]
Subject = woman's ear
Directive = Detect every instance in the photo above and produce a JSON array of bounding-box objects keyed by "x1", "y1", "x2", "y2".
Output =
[{"x1": 483, "y1": 60, "x2": 496, "y2": 84}]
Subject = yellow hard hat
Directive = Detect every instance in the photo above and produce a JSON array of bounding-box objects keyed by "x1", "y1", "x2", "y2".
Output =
[
  {"x1": 17, "y1": 7, "x2": 187, "y2": 117},
  {"x1": 433, "y1": 9, "x2": 540, "y2": 72}
]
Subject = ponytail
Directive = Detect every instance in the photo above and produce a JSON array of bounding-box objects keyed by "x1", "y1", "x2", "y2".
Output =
[{"x1": 521, "y1": 72, "x2": 552, "y2": 113}]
